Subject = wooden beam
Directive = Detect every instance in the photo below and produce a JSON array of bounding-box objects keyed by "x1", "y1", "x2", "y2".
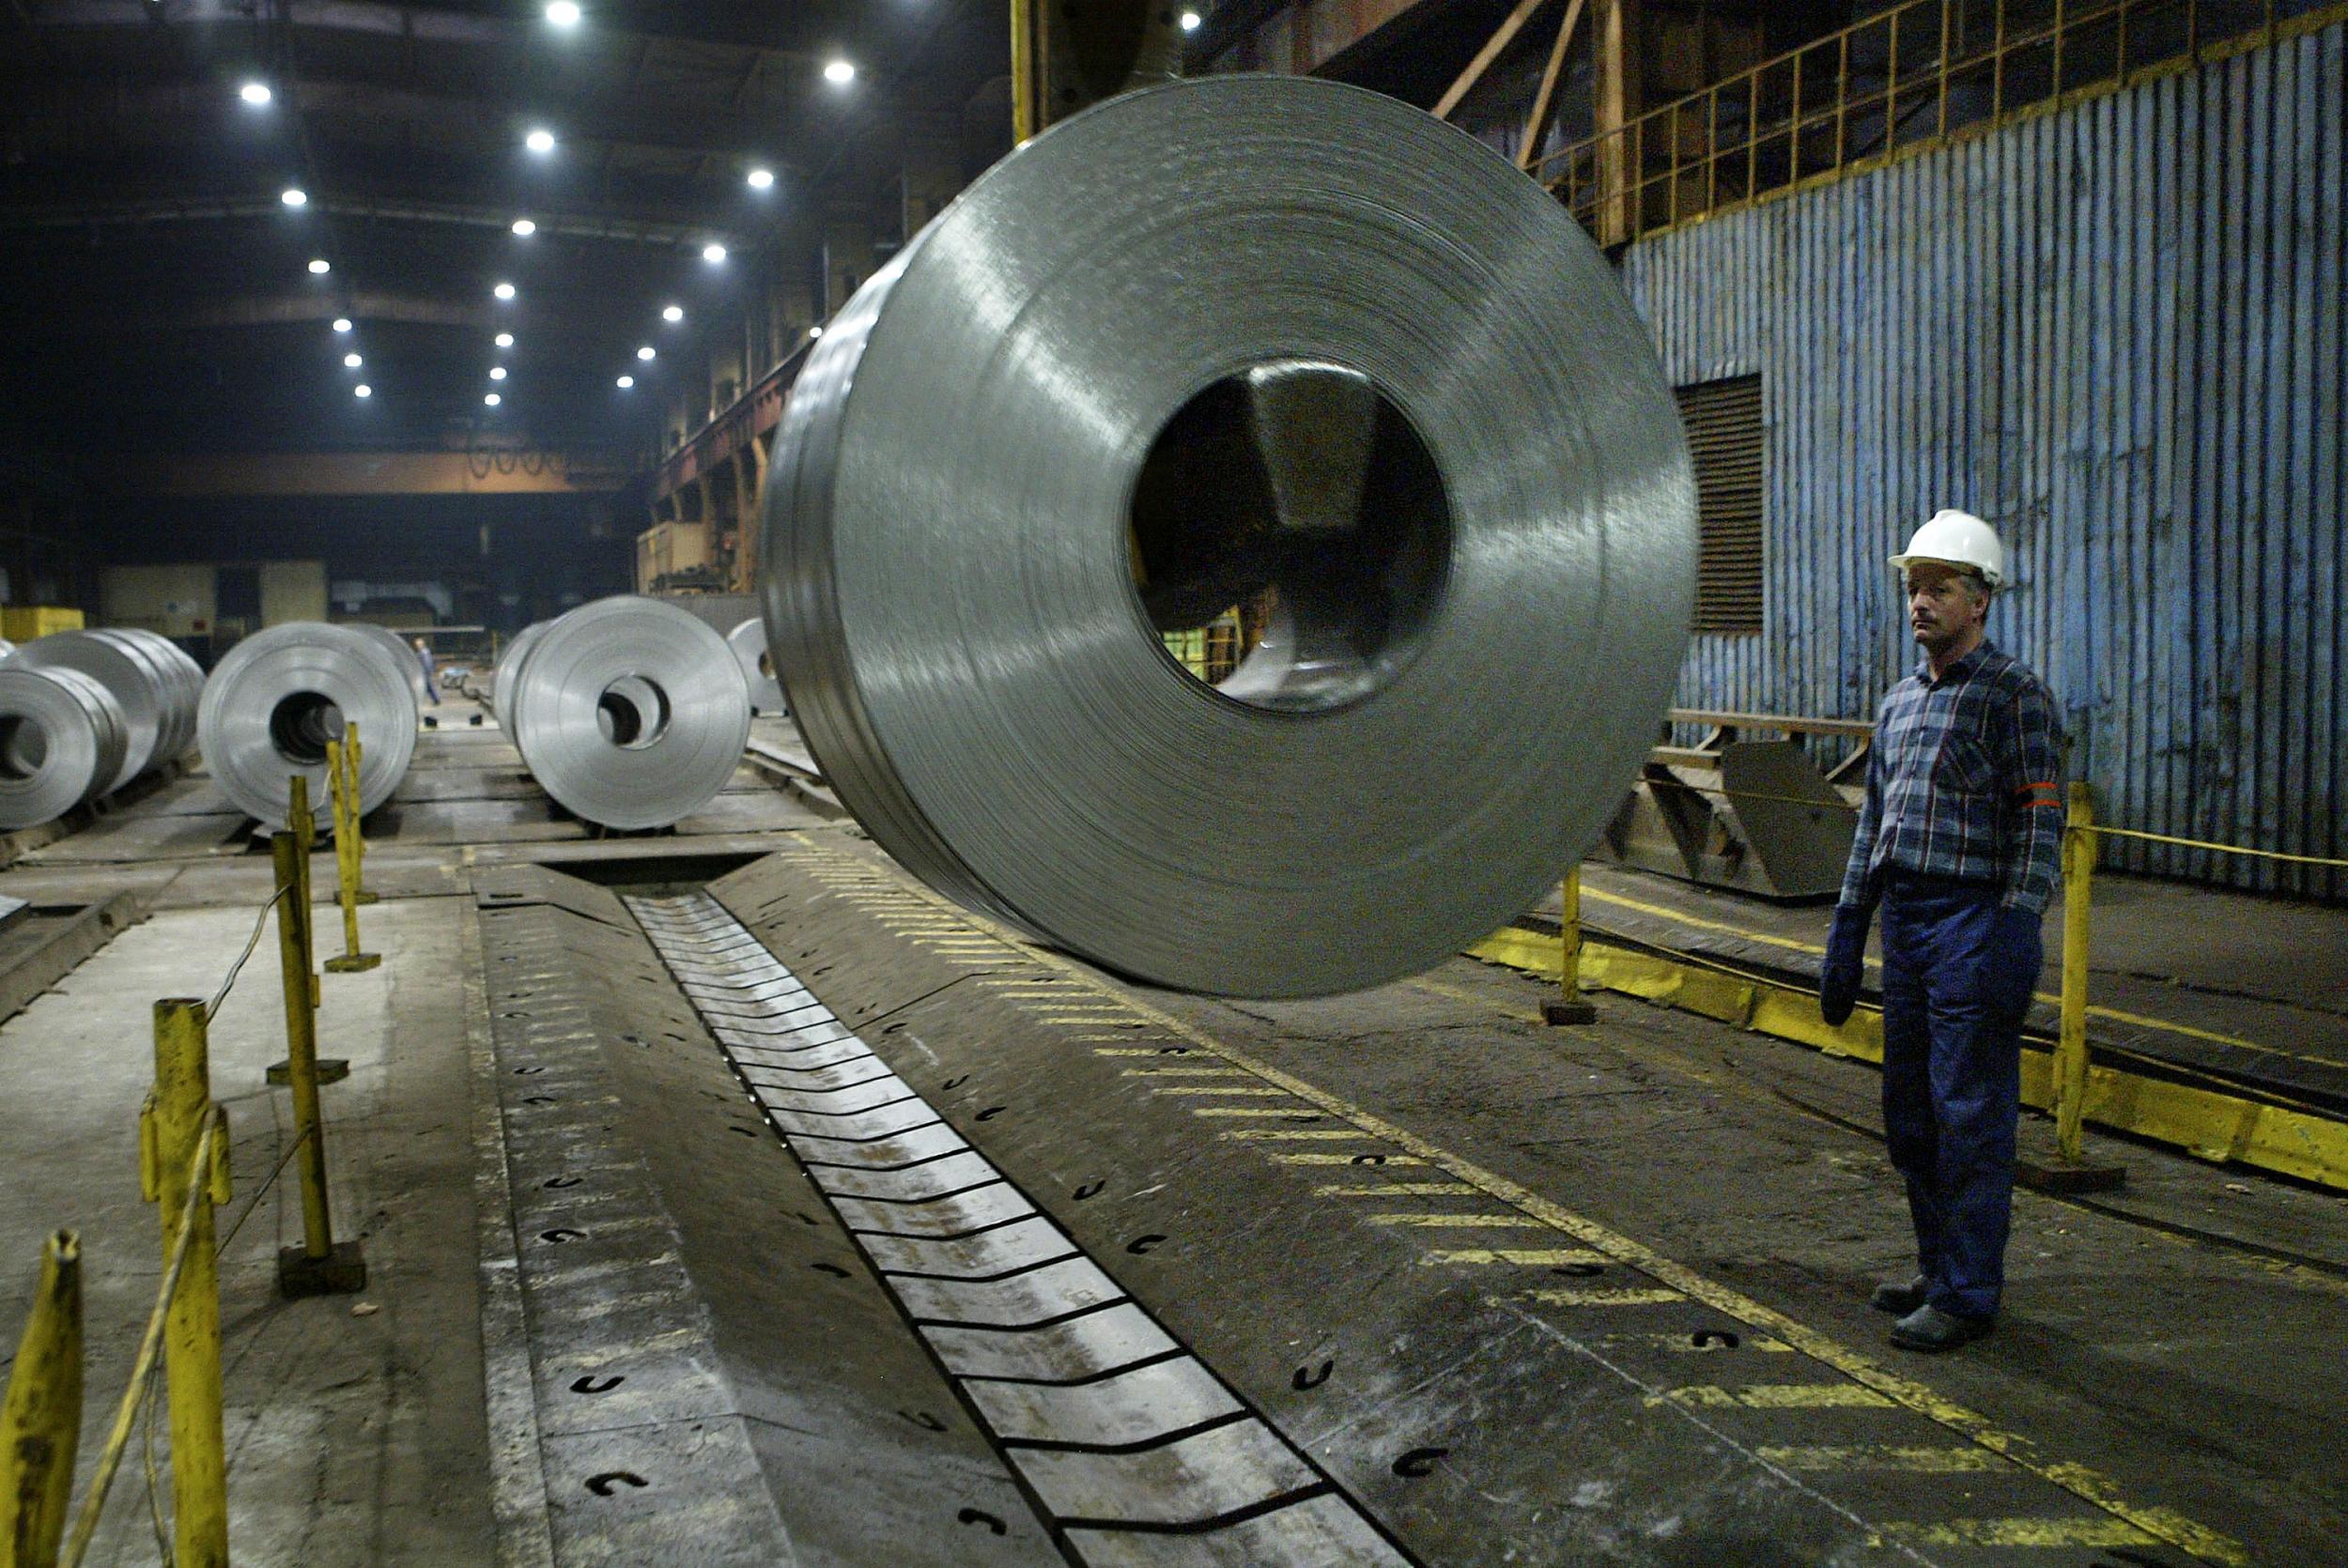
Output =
[
  {"x1": 1517, "y1": 0, "x2": 1586, "y2": 171},
  {"x1": 1434, "y1": 0, "x2": 1552, "y2": 121}
]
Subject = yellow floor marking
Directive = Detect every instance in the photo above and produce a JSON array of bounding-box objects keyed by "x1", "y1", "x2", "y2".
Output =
[
  {"x1": 1314, "y1": 1183, "x2": 1478, "y2": 1197},
  {"x1": 1420, "y1": 1248, "x2": 1608, "y2": 1267},
  {"x1": 1092, "y1": 1046, "x2": 1188, "y2": 1056},
  {"x1": 1367, "y1": 1213, "x2": 1551, "y2": 1228},
  {"x1": 1877, "y1": 1517, "x2": 2158, "y2": 1548},
  {"x1": 1217, "y1": 1130, "x2": 1365, "y2": 1142},
  {"x1": 1758, "y1": 1445, "x2": 2008, "y2": 1474},
  {"x1": 1577, "y1": 886, "x2": 2328, "y2": 1068},
  {"x1": 1522, "y1": 1286, "x2": 1688, "y2": 1307},
  {"x1": 1041, "y1": 1015, "x2": 1147, "y2": 1025},
  {"x1": 1188, "y1": 1106, "x2": 1324, "y2": 1118},
  {"x1": 1151, "y1": 1085, "x2": 1296, "y2": 1098},
  {"x1": 1272, "y1": 1152, "x2": 1428, "y2": 1166},
  {"x1": 1120, "y1": 1068, "x2": 1252, "y2": 1078},
  {"x1": 778, "y1": 833, "x2": 2249, "y2": 1568},
  {"x1": 1653, "y1": 1384, "x2": 1898, "y2": 1410}
]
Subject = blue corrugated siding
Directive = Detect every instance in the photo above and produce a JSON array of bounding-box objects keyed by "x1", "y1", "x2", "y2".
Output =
[{"x1": 1624, "y1": 22, "x2": 2348, "y2": 899}]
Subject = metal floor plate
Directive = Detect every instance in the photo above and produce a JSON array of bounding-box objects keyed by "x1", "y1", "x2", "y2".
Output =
[{"x1": 629, "y1": 891, "x2": 1417, "y2": 1564}]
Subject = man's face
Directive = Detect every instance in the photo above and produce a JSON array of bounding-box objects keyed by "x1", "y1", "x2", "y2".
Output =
[{"x1": 1907, "y1": 563, "x2": 1984, "y2": 654}]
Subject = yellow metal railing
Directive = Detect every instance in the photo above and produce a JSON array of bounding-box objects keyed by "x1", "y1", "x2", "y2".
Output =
[
  {"x1": 1543, "y1": 0, "x2": 2348, "y2": 244},
  {"x1": 0, "y1": 768, "x2": 378, "y2": 1566}
]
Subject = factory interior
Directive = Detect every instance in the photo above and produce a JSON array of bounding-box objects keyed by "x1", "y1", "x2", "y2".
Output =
[{"x1": 1, "y1": 2, "x2": 2344, "y2": 1564}]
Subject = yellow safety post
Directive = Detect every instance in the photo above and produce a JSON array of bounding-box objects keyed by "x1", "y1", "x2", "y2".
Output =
[
  {"x1": 2018, "y1": 781, "x2": 2125, "y2": 1192},
  {"x1": 343, "y1": 723, "x2": 377, "y2": 906},
  {"x1": 1544, "y1": 866, "x2": 1599, "y2": 1026},
  {"x1": 321, "y1": 738, "x2": 379, "y2": 974},
  {"x1": 0, "y1": 1230, "x2": 83, "y2": 1567},
  {"x1": 270, "y1": 832, "x2": 367, "y2": 1297},
  {"x1": 2056, "y1": 781, "x2": 2095, "y2": 1159},
  {"x1": 288, "y1": 774, "x2": 320, "y2": 1010},
  {"x1": 141, "y1": 1001, "x2": 230, "y2": 1568}
]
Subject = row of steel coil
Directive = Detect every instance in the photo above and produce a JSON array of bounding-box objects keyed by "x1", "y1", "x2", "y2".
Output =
[{"x1": 0, "y1": 629, "x2": 207, "y2": 829}]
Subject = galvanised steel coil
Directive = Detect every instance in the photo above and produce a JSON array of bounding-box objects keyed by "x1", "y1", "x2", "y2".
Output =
[
  {"x1": 197, "y1": 622, "x2": 420, "y2": 825},
  {"x1": 7, "y1": 628, "x2": 197, "y2": 792},
  {"x1": 727, "y1": 618, "x2": 786, "y2": 715},
  {"x1": 503, "y1": 595, "x2": 749, "y2": 831},
  {"x1": 762, "y1": 76, "x2": 1696, "y2": 998},
  {"x1": 351, "y1": 623, "x2": 431, "y2": 706},
  {"x1": 493, "y1": 620, "x2": 552, "y2": 721},
  {"x1": 0, "y1": 666, "x2": 130, "y2": 829}
]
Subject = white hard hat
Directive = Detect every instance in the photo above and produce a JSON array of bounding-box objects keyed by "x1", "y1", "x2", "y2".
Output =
[{"x1": 1891, "y1": 508, "x2": 2004, "y2": 589}]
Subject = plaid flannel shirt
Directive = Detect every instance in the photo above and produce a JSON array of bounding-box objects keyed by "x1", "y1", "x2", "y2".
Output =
[{"x1": 1838, "y1": 640, "x2": 2066, "y2": 915}]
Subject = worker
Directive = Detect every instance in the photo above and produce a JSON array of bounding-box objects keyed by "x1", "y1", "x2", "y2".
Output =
[
  {"x1": 413, "y1": 636, "x2": 440, "y2": 704},
  {"x1": 1819, "y1": 509, "x2": 2064, "y2": 1353}
]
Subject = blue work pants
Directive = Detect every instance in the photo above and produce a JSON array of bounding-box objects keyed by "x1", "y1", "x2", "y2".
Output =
[{"x1": 1878, "y1": 875, "x2": 2041, "y2": 1320}]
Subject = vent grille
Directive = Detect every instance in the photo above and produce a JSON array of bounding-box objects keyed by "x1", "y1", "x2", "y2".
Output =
[{"x1": 1676, "y1": 374, "x2": 1764, "y2": 635}]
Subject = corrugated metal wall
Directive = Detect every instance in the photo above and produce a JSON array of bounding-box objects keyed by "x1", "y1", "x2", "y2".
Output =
[{"x1": 1622, "y1": 21, "x2": 2346, "y2": 898}]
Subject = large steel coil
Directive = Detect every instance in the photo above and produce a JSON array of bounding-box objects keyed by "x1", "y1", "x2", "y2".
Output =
[
  {"x1": 351, "y1": 623, "x2": 430, "y2": 705},
  {"x1": 0, "y1": 666, "x2": 130, "y2": 829},
  {"x1": 504, "y1": 596, "x2": 749, "y2": 830},
  {"x1": 8, "y1": 628, "x2": 196, "y2": 791},
  {"x1": 198, "y1": 622, "x2": 420, "y2": 824},
  {"x1": 493, "y1": 620, "x2": 551, "y2": 720},
  {"x1": 762, "y1": 77, "x2": 1696, "y2": 998},
  {"x1": 726, "y1": 618, "x2": 786, "y2": 715}
]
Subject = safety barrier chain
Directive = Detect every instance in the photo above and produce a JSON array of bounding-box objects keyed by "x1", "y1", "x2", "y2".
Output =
[{"x1": 0, "y1": 730, "x2": 380, "y2": 1566}]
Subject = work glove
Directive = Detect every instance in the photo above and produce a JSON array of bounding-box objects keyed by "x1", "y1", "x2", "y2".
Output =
[{"x1": 1819, "y1": 902, "x2": 1871, "y2": 1027}]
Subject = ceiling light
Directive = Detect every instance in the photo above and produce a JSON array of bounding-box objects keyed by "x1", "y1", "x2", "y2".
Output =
[
  {"x1": 525, "y1": 128, "x2": 556, "y2": 154},
  {"x1": 307, "y1": 257, "x2": 331, "y2": 274},
  {"x1": 489, "y1": 365, "x2": 507, "y2": 381},
  {"x1": 808, "y1": 325, "x2": 824, "y2": 339},
  {"x1": 353, "y1": 383, "x2": 371, "y2": 398},
  {"x1": 636, "y1": 345, "x2": 655, "y2": 361},
  {"x1": 746, "y1": 167, "x2": 774, "y2": 191},
  {"x1": 239, "y1": 81, "x2": 272, "y2": 105},
  {"x1": 616, "y1": 375, "x2": 634, "y2": 389},
  {"x1": 495, "y1": 332, "x2": 514, "y2": 348},
  {"x1": 485, "y1": 392, "x2": 502, "y2": 407},
  {"x1": 344, "y1": 352, "x2": 362, "y2": 368},
  {"x1": 823, "y1": 60, "x2": 855, "y2": 85},
  {"x1": 281, "y1": 187, "x2": 307, "y2": 208},
  {"x1": 661, "y1": 304, "x2": 683, "y2": 323},
  {"x1": 1181, "y1": 9, "x2": 1201, "y2": 31},
  {"x1": 545, "y1": 2, "x2": 580, "y2": 25},
  {"x1": 511, "y1": 218, "x2": 537, "y2": 237},
  {"x1": 702, "y1": 242, "x2": 727, "y2": 264},
  {"x1": 332, "y1": 317, "x2": 352, "y2": 333},
  {"x1": 494, "y1": 282, "x2": 516, "y2": 300}
]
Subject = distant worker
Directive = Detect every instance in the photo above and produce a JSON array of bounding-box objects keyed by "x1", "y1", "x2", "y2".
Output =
[
  {"x1": 413, "y1": 636, "x2": 440, "y2": 704},
  {"x1": 1819, "y1": 509, "x2": 2064, "y2": 1354}
]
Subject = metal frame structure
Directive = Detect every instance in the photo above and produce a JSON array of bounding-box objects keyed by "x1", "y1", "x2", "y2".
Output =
[{"x1": 1543, "y1": 0, "x2": 2348, "y2": 244}]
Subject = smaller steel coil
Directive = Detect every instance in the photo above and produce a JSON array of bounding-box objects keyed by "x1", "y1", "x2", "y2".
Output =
[
  {"x1": 505, "y1": 596, "x2": 749, "y2": 830},
  {"x1": 198, "y1": 623, "x2": 420, "y2": 825},
  {"x1": 8, "y1": 629, "x2": 191, "y2": 792},
  {"x1": 727, "y1": 618, "x2": 787, "y2": 715},
  {"x1": 0, "y1": 666, "x2": 130, "y2": 828}
]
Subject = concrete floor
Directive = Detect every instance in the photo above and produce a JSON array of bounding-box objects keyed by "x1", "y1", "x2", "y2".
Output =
[
  {"x1": 0, "y1": 899, "x2": 491, "y2": 1566},
  {"x1": 0, "y1": 715, "x2": 2341, "y2": 1564}
]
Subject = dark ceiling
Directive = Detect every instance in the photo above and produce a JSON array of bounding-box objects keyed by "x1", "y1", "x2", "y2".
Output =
[{"x1": 0, "y1": 0, "x2": 1009, "y2": 456}]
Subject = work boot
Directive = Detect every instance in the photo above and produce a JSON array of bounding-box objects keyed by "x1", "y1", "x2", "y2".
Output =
[
  {"x1": 1891, "y1": 1303, "x2": 1993, "y2": 1353},
  {"x1": 1869, "y1": 1273, "x2": 1928, "y2": 1315}
]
